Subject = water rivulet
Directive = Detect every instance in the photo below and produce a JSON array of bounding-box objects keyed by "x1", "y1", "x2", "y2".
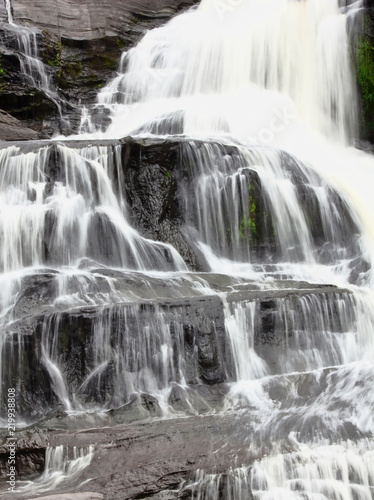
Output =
[
  {"x1": 1, "y1": 0, "x2": 374, "y2": 498},
  {"x1": 0, "y1": 0, "x2": 68, "y2": 128}
]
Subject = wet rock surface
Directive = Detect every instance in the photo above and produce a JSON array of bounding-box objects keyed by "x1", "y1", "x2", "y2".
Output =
[
  {"x1": 0, "y1": 109, "x2": 39, "y2": 140},
  {"x1": 0, "y1": 4, "x2": 372, "y2": 500},
  {"x1": 0, "y1": 414, "x2": 242, "y2": 498},
  {"x1": 1, "y1": 263, "x2": 348, "y2": 422},
  {"x1": 1, "y1": 360, "x2": 369, "y2": 499},
  {"x1": 0, "y1": 1, "x2": 372, "y2": 142},
  {"x1": 29, "y1": 495, "x2": 104, "y2": 500},
  {"x1": 0, "y1": 136, "x2": 361, "y2": 273},
  {"x1": 0, "y1": 0, "x2": 199, "y2": 137},
  {"x1": 7, "y1": 0, "x2": 199, "y2": 41}
]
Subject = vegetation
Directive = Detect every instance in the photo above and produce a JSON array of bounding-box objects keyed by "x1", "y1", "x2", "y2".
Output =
[
  {"x1": 41, "y1": 32, "x2": 62, "y2": 68},
  {"x1": 357, "y1": 38, "x2": 374, "y2": 113},
  {"x1": 356, "y1": 15, "x2": 374, "y2": 138},
  {"x1": 46, "y1": 42, "x2": 62, "y2": 67},
  {"x1": 116, "y1": 37, "x2": 126, "y2": 49},
  {"x1": 239, "y1": 185, "x2": 257, "y2": 241}
]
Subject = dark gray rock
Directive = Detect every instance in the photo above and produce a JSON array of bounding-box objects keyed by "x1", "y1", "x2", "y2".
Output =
[
  {"x1": 0, "y1": 0, "x2": 199, "y2": 137},
  {"x1": 122, "y1": 139, "x2": 205, "y2": 270},
  {"x1": 0, "y1": 109, "x2": 39, "y2": 140},
  {"x1": 29, "y1": 495, "x2": 104, "y2": 500},
  {"x1": 0, "y1": 413, "x2": 251, "y2": 499},
  {"x1": 352, "y1": 6, "x2": 374, "y2": 143},
  {"x1": 1, "y1": 261, "x2": 352, "y2": 424},
  {"x1": 0, "y1": 136, "x2": 364, "y2": 273},
  {"x1": 10, "y1": 0, "x2": 199, "y2": 42},
  {"x1": 0, "y1": 427, "x2": 49, "y2": 480},
  {"x1": 0, "y1": 26, "x2": 62, "y2": 136},
  {"x1": 1, "y1": 294, "x2": 233, "y2": 420}
]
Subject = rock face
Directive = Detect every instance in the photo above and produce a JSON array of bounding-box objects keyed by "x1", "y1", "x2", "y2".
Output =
[
  {"x1": 0, "y1": 278, "x2": 358, "y2": 500},
  {"x1": 354, "y1": 2, "x2": 374, "y2": 143},
  {"x1": 0, "y1": 260, "x2": 353, "y2": 422},
  {"x1": 0, "y1": 0, "x2": 199, "y2": 138},
  {"x1": 0, "y1": 1, "x2": 373, "y2": 141},
  {"x1": 0, "y1": 109, "x2": 38, "y2": 140},
  {"x1": 30, "y1": 495, "x2": 104, "y2": 500},
  {"x1": 0, "y1": 5, "x2": 372, "y2": 499},
  {"x1": 0, "y1": 137, "x2": 361, "y2": 273},
  {"x1": 9, "y1": 0, "x2": 198, "y2": 41},
  {"x1": 0, "y1": 132, "x2": 360, "y2": 494}
]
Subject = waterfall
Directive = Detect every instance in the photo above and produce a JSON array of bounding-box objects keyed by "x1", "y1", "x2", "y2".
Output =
[
  {"x1": 15, "y1": 445, "x2": 95, "y2": 495},
  {"x1": 185, "y1": 439, "x2": 374, "y2": 499},
  {"x1": 95, "y1": 0, "x2": 358, "y2": 143},
  {"x1": 4, "y1": 0, "x2": 13, "y2": 25},
  {"x1": 1, "y1": 0, "x2": 66, "y2": 125},
  {"x1": 1, "y1": 0, "x2": 374, "y2": 498},
  {"x1": 0, "y1": 144, "x2": 186, "y2": 273}
]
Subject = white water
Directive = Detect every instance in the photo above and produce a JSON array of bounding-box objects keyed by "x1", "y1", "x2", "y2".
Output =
[
  {"x1": 187, "y1": 439, "x2": 374, "y2": 500},
  {"x1": 1, "y1": 0, "x2": 374, "y2": 498},
  {"x1": 15, "y1": 445, "x2": 95, "y2": 495},
  {"x1": 4, "y1": 0, "x2": 13, "y2": 24},
  {"x1": 94, "y1": 0, "x2": 358, "y2": 141},
  {"x1": 2, "y1": 0, "x2": 66, "y2": 122},
  {"x1": 90, "y1": 0, "x2": 374, "y2": 496},
  {"x1": 88, "y1": 0, "x2": 374, "y2": 275},
  {"x1": 0, "y1": 144, "x2": 186, "y2": 273}
]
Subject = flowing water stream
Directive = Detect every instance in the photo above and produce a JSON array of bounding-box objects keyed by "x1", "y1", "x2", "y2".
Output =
[
  {"x1": 1, "y1": 0, "x2": 68, "y2": 127},
  {"x1": 1, "y1": 0, "x2": 374, "y2": 498}
]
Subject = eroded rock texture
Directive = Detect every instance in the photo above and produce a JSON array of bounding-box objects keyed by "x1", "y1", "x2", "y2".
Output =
[{"x1": 0, "y1": 0, "x2": 199, "y2": 138}]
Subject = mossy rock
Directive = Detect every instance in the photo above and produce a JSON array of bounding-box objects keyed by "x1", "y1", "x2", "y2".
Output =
[
  {"x1": 356, "y1": 11, "x2": 374, "y2": 141},
  {"x1": 41, "y1": 35, "x2": 62, "y2": 68}
]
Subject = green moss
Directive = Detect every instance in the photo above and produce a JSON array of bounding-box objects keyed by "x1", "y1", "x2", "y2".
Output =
[
  {"x1": 239, "y1": 216, "x2": 255, "y2": 239},
  {"x1": 116, "y1": 37, "x2": 126, "y2": 49},
  {"x1": 64, "y1": 61, "x2": 83, "y2": 78},
  {"x1": 41, "y1": 34, "x2": 63, "y2": 84},
  {"x1": 356, "y1": 15, "x2": 374, "y2": 137},
  {"x1": 48, "y1": 43, "x2": 62, "y2": 67},
  {"x1": 42, "y1": 36, "x2": 62, "y2": 68},
  {"x1": 103, "y1": 58, "x2": 117, "y2": 70},
  {"x1": 0, "y1": 55, "x2": 6, "y2": 78},
  {"x1": 239, "y1": 186, "x2": 257, "y2": 240},
  {"x1": 357, "y1": 38, "x2": 374, "y2": 113}
]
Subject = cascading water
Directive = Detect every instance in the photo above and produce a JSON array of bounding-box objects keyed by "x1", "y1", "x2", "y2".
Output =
[
  {"x1": 1, "y1": 0, "x2": 67, "y2": 126},
  {"x1": 0, "y1": 144, "x2": 185, "y2": 273},
  {"x1": 93, "y1": 0, "x2": 359, "y2": 142},
  {"x1": 4, "y1": 0, "x2": 13, "y2": 25},
  {"x1": 1, "y1": 0, "x2": 374, "y2": 498},
  {"x1": 15, "y1": 445, "x2": 95, "y2": 495}
]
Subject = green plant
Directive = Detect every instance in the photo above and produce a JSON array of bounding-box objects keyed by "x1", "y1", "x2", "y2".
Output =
[
  {"x1": 356, "y1": 38, "x2": 374, "y2": 114},
  {"x1": 0, "y1": 55, "x2": 6, "y2": 77},
  {"x1": 116, "y1": 37, "x2": 125, "y2": 49},
  {"x1": 239, "y1": 186, "x2": 257, "y2": 240},
  {"x1": 42, "y1": 34, "x2": 62, "y2": 69}
]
